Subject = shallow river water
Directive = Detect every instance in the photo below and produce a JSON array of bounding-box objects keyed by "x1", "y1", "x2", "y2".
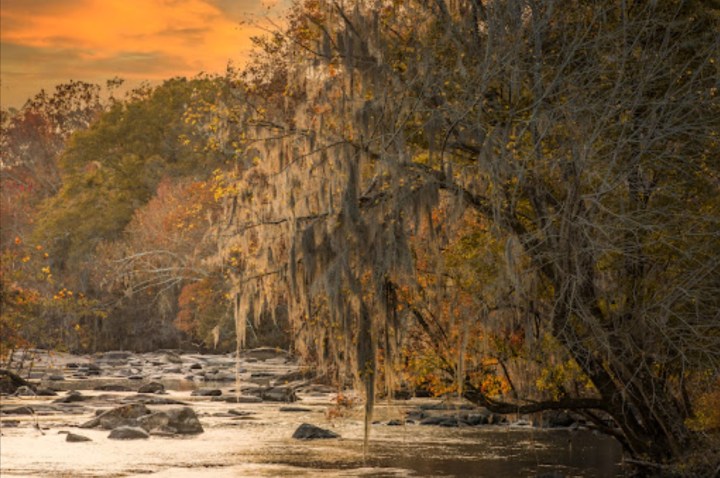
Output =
[{"x1": 0, "y1": 352, "x2": 622, "y2": 477}]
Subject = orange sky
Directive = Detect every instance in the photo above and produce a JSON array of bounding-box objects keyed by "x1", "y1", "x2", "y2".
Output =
[{"x1": 0, "y1": 0, "x2": 288, "y2": 109}]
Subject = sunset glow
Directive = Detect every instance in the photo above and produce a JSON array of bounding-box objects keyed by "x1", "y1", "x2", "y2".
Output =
[{"x1": 0, "y1": 0, "x2": 285, "y2": 108}]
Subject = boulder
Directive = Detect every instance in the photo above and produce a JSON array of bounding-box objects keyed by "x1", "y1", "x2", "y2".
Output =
[
  {"x1": 66, "y1": 433, "x2": 92, "y2": 442},
  {"x1": 137, "y1": 407, "x2": 203, "y2": 435},
  {"x1": 137, "y1": 382, "x2": 165, "y2": 394},
  {"x1": 108, "y1": 426, "x2": 149, "y2": 440},
  {"x1": 189, "y1": 363, "x2": 202, "y2": 370},
  {"x1": 80, "y1": 403, "x2": 150, "y2": 429},
  {"x1": 292, "y1": 423, "x2": 339, "y2": 440}
]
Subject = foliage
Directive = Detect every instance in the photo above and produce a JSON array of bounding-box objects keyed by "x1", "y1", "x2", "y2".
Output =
[{"x1": 206, "y1": 0, "x2": 720, "y2": 469}]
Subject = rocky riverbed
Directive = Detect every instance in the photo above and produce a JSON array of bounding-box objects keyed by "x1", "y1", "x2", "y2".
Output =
[{"x1": 1, "y1": 349, "x2": 622, "y2": 477}]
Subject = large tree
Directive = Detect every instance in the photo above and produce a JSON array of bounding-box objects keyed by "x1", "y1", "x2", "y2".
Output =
[{"x1": 216, "y1": 0, "x2": 720, "y2": 470}]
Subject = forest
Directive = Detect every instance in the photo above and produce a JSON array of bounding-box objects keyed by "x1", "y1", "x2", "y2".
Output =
[{"x1": 1, "y1": 0, "x2": 719, "y2": 475}]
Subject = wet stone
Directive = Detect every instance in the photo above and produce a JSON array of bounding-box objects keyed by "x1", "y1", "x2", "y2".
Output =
[
  {"x1": 2, "y1": 406, "x2": 34, "y2": 415},
  {"x1": 279, "y1": 406, "x2": 312, "y2": 412},
  {"x1": 66, "y1": 433, "x2": 92, "y2": 442},
  {"x1": 292, "y1": 423, "x2": 339, "y2": 440}
]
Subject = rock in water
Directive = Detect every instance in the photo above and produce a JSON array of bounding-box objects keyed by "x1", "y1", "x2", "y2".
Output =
[
  {"x1": 108, "y1": 426, "x2": 149, "y2": 440},
  {"x1": 1, "y1": 406, "x2": 34, "y2": 415},
  {"x1": 80, "y1": 403, "x2": 150, "y2": 429},
  {"x1": 291, "y1": 423, "x2": 339, "y2": 440},
  {"x1": 137, "y1": 407, "x2": 203, "y2": 435},
  {"x1": 66, "y1": 433, "x2": 92, "y2": 442},
  {"x1": 164, "y1": 407, "x2": 204, "y2": 434}
]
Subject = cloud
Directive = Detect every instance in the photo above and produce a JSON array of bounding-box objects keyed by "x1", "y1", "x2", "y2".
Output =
[{"x1": 0, "y1": 0, "x2": 285, "y2": 108}]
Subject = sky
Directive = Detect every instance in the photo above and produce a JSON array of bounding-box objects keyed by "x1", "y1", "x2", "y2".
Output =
[{"x1": 0, "y1": 0, "x2": 288, "y2": 110}]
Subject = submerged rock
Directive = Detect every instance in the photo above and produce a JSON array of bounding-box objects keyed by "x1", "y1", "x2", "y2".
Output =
[
  {"x1": 108, "y1": 426, "x2": 149, "y2": 440},
  {"x1": 292, "y1": 423, "x2": 339, "y2": 440}
]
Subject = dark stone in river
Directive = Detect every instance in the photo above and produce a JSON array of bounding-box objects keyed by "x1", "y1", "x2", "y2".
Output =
[
  {"x1": 1, "y1": 406, "x2": 34, "y2": 415},
  {"x1": 48, "y1": 374, "x2": 65, "y2": 381},
  {"x1": 189, "y1": 363, "x2": 202, "y2": 370},
  {"x1": 108, "y1": 426, "x2": 149, "y2": 440},
  {"x1": 279, "y1": 406, "x2": 312, "y2": 412},
  {"x1": 80, "y1": 403, "x2": 150, "y2": 429},
  {"x1": 292, "y1": 423, "x2": 339, "y2": 440},
  {"x1": 36, "y1": 387, "x2": 58, "y2": 396},
  {"x1": 66, "y1": 433, "x2": 92, "y2": 442},
  {"x1": 137, "y1": 382, "x2": 165, "y2": 394},
  {"x1": 191, "y1": 388, "x2": 222, "y2": 397}
]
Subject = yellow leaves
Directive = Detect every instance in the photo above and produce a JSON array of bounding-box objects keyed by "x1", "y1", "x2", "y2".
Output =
[{"x1": 53, "y1": 288, "x2": 73, "y2": 300}]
